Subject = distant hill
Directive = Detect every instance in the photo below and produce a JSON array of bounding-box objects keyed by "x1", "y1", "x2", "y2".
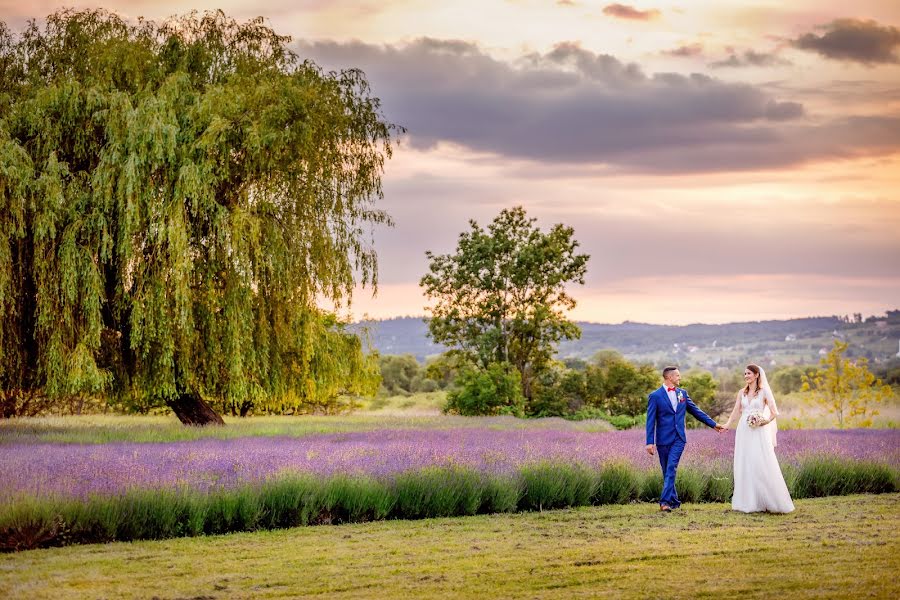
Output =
[{"x1": 353, "y1": 312, "x2": 900, "y2": 369}]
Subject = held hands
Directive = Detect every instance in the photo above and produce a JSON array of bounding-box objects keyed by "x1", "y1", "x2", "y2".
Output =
[
  {"x1": 645, "y1": 444, "x2": 656, "y2": 456},
  {"x1": 714, "y1": 423, "x2": 728, "y2": 433}
]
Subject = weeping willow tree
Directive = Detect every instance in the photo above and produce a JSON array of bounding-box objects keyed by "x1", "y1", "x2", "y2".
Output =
[{"x1": 0, "y1": 10, "x2": 395, "y2": 424}]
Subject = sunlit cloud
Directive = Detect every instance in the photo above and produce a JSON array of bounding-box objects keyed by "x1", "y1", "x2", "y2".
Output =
[
  {"x1": 602, "y1": 3, "x2": 661, "y2": 22},
  {"x1": 792, "y1": 18, "x2": 900, "y2": 65},
  {"x1": 299, "y1": 38, "x2": 900, "y2": 173}
]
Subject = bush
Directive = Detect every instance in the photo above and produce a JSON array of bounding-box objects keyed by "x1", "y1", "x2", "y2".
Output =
[
  {"x1": 529, "y1": 367, "x2": 589, "y2": 417},
  {"x1": 791, "y1": 458, "x2": 899, "y2": 498},
  {"x1": 601, "y1": 361, "x2": 658, "y2": 417},
  {"x1": 567, "y1": 406, "x2": 610, "y2": 421},
  {"x1": 519, "y1": 463, "x2": 596, "y2": 511},
  {"x1": 594, "y1": 463, "x2": 641, "y2": 504},
  {"x1": 608, "y1": 413, "x2": 646, "y2": 430},
  {"x1": 444, "y1": 363, "x2": 525, "y2": 416}
]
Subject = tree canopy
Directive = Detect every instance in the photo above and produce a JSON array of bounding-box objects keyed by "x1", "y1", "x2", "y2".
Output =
[
  {"x1": 0, "y1": 10, "x2": 397, "y2": 423},
  {"x1": 420, "y1": 206, "x2": 589, "y2": 400},
  {"x1": 802, "y1": 341, "x2": 892, "y2": 428}
]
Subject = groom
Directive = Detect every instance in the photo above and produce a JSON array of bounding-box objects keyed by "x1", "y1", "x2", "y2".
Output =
[{"x1": 645, "y1": 366, "x2": 723, "y2": 511}]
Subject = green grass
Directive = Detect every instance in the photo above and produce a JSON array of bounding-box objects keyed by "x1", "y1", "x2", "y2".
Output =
[
  {"x1": 774, "y1": 391, "x2": 900, "y2": 430},
  {"x1": 0, "y1": 414, "x2": 614, "y2": 444},
  {"x1": 358, "y1": 391, "x2": 449, "y2": 414},
  {"x1": 1, "y1": 494, "x2": 897, "y2": 599}
]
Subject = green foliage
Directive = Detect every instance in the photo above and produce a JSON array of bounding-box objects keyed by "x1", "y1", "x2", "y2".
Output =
[
  {"x1": 528, "y1": 364, "x2": 587, "y2": 417},
  {"x1": 791, "y1": 458, "x2": 898, "y2": 498},
  {"x1": 423, "y1": 351, "x2": 467, "y2": 390},
  {"x1": 607, "y1": 413, "x2": 646, "y2": 430},
  {"x1": 593, "y1": 462, "x2": 642, "y2": 504},
  {"x1": 393, "y1": 467, "x2": 484, "y2": 518},
  {"x1": 802, "y1": 341, "x2": 893, "y2": 428},
  {"x1": 587, "y1": 353, "x2": 658, "y2": 417},
  {"x1": 421, "y1": 206, "x2": 589, "y2": 400},
  {"x1": 770, "y1": 366, "x2": 816, "y2": 395},
  {"x1": 378, "y1": 354, "x2": 421, "y2": 395},
  {"x1": 444, "y1": 362, "x2": 526, "y2": 417},
  {"x1": 681, "y1": 370, "x2": 718, "y2": 427},
  {"x1": 673, "y1": 469, "x2": 706, "y2": 503},
  {"x1": 519, "y1": 462, "x2": 597, "y2": 511},
  {"x1": 378, "y1": 354, "x2": 445, "y2": 395},
  {"x1": 2, "y1": 459, "x2": 896, "y2": 550},
  {"x1": 0, "y1": 10, "x2": 396, "y2": 419}
]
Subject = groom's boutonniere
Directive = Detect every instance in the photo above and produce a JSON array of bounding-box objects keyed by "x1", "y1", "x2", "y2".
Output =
[{"x1": 677, "y1": 391, "x2": 685, "y2": 403}]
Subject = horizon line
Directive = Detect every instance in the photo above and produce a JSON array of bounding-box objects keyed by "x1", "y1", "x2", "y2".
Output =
[{"x1": 350, "y1": 309, "x2": 899, "y2": 328}]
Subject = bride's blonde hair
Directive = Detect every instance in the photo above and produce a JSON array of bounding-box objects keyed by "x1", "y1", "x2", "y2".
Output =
[{"x1": 742, "y1": 364, "x2": 762, "y2": 396}]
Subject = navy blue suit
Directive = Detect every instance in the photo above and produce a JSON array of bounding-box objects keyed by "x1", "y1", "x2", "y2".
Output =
[{"x1": 645, "y1": 385, "x2": 717, "y2": 508}]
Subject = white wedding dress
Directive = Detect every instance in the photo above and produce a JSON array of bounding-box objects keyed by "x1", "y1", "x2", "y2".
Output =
[{"x1": 732, "y1": 389, "x2": 795, "y2": 513}]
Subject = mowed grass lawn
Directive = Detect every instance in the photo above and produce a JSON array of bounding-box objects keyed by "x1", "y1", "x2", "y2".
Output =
[{"x1": 1, "y1": 494, "x2": 897, "y2": 599}]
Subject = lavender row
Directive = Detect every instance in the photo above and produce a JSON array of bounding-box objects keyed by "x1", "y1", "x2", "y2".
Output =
[{"x1": 2, "y1": 428, "x2": 897, "y2": 501}]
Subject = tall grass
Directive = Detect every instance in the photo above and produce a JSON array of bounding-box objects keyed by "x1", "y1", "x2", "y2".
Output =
[
  {"x1": 1, "y1": 458, "x2": 896, "y2": 552},
  {"x1": 0, "y1": 415, "x2": 614, "y2": 445}
]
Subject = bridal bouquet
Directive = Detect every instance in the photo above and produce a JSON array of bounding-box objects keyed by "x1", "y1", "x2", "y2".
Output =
[{"x1": 746, "y1": 410, "x2": 766, "y2": 428}]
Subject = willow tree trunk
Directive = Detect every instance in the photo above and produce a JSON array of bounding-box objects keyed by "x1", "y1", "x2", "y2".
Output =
[{"x1": 167, "y1": 391, "x2": 225, "y2": 426}]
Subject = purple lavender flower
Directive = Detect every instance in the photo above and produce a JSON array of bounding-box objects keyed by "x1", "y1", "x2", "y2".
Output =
[{"x1": 1, "y1": 428, "x2": 897, "y2": 501}]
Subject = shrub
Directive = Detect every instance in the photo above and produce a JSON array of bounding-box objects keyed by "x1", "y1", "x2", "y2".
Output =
[
  {"x1": 519, "y1": 463, "x2": 596, "y2": 511},
  {"x1": 393, "y1": 467, "x2": 483, "y2": 518},
  {"x1": 444, "y1": 363, "x2": 525, "y2": 416},
  {"x1": 791, "y1": 458, "x2": 898, "y2": 498},
  {"x1": 594, "y1": 462, "x2": 641, "y2": 504},
  {"x1": 704, "y1": 472, "x2": 733, "y2": 503}
]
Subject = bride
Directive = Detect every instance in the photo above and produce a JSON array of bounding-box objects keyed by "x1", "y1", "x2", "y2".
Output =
[{"x1": 722, "y1": 364, "x2": 795, "y2": 513}]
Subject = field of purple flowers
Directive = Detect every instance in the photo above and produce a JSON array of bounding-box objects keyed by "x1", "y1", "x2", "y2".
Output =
[
  {"x1": 1, "y1": 420, "x2": 897, "y2": 551},
  {"x1": 2, "y1": 428, "x2": 898, "y2": 501}
]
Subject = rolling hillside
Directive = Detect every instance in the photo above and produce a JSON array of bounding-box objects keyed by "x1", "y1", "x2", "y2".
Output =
[{"x1": 354, "y1": 312, "x2": 900, "y2": 369}]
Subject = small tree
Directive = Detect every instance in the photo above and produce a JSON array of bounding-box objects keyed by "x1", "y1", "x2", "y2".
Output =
[
  {"x1": 378, "y1": 354, "x2": 421, "y2": 395},
  {"x1": 602, "y1": 360, "x2": 658, "y2": 417},
  {"x1": 528, "y1": 364, "x2": 587, "y2": 417},
  {"x1": 444, "y1": 362, "x2": 525, "y2": 417},
  {"x1": 421, "y1": 206, "x2": 589, "y2": 401},
  {"x1": 802, "y1": 341, "x2": 893, "y2": 428}
]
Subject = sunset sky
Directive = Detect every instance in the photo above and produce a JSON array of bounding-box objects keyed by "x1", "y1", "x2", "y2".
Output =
[{"x1": 4, "y1": 1, "x2": 900, "y2": 324}]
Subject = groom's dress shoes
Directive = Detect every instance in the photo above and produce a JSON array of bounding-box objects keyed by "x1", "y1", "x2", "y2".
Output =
[{"x1": 659, "y1": 504, "x2": 672, "y2": 512}]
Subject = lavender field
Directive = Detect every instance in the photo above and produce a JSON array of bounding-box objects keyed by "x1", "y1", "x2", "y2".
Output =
[
  {"x1": 2, "y1": 428, "x2": 898, "y2": 502},
  {"x1": 1, "y1": 418, "x2": 898, "y2": 551}
]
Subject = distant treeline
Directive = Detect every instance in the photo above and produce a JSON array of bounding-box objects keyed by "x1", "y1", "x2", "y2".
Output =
[
  {"x1": 378, "y1": 350, "x2": 900, "y2": 428},
  {"x1": 381, "y1": 351, "x2": 717, "y2": 427}
]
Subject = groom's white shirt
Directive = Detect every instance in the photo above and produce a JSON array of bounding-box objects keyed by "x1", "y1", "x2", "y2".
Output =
[{"x1": 666, "y1": 388, "x2": 678, "y2": 411}]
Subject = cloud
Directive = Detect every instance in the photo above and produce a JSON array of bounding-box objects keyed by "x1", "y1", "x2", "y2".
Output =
[
  {"x1": 297, "y1": 38, "x2": 900, "y2": 173},
  {"x1": 663, "y1": 43, "x2": 704, "y2": 58},
  {"x1": 710, "y1": 50, "x2": 790, "y2": 69},
  {"x1": 601, "y1": 3, "x2": 660, "y2": 21},
  {"x1": 792, "y1": 19, "x2": 900, "y2": 65}
]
